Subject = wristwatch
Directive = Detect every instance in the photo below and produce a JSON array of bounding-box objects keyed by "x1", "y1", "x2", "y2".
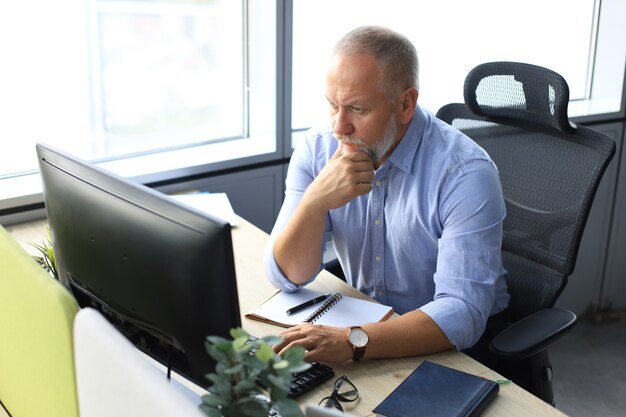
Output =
[{"x1": 346, "y1": 326, "x2": 369, "y2": 361}]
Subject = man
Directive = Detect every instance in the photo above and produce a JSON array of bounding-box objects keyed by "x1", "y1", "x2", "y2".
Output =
[{"x1": 264, "y1": 26, "x2": 509, "y2": 363}]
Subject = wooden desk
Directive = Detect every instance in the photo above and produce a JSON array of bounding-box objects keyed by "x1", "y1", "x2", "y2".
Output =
[{"x1": 6, "y1": 219, "x2": 566, "y2": 417}]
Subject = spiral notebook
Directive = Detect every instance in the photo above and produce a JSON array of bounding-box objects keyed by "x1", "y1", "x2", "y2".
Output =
[{"x1": 245, "y1": 288, "x2": 394, "y2": 328}]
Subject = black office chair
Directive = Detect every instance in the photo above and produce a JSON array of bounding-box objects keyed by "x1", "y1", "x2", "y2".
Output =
[{"x1": 436, "y1": 61, "x2": 615, "y2": 405}]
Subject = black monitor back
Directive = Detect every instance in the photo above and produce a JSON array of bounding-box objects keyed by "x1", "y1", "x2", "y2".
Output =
[{"x1": 37, "y1": 143, "x2": 241, "y2": 387}]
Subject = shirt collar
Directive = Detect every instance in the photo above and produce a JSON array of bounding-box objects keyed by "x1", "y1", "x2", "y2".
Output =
[{"x1": 384, "y1": 105, "x2": 426, "y2": 174}]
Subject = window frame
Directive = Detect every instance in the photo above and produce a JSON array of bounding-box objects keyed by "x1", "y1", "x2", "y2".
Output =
[{"x1": 570, "y1": 0, "x2": 626, "y2": 124}]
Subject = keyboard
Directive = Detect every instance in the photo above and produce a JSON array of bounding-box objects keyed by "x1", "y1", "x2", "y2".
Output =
[
  {"x1": 246, "y1": 335, "x2": 335, "y2": 398},
  {"x1": 259, "y1": 362, "x2": 335, "y2": 417},
  {"x1": 261, "y1": 363, "x2": 335, "y2": 417},
  {"x1": 288, "y1": 362, "x2": 335, "y2": 398}
]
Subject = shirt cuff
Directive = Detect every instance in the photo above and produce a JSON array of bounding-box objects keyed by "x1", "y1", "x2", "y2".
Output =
[
  {"x1": 263, "y1": 239, "x2": 319, "y2": 292},
  {"x1": 419, "y1": 297, "x2": 485, "y2": 350}
]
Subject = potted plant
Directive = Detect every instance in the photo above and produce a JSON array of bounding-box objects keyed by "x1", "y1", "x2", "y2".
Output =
[
  {"x1": 30, "y1": 227, "x2": 58, "y2": 280},
  {"x1": 201, "y1": 327, "x2": 310, "y2": 417}
]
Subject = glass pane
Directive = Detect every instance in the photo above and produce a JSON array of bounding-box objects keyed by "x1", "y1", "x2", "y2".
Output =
[
  {"x1": 96, "y1": 0, "x2": 244, "y2": 157},
  {"x1": 0, "y1": 1, "x2": 92, "y2": 179},
  {"x1": 0, "y1": 0, "x2": 245, "y2": 179},
  {"x1": 292, "y1": 0, "x2": 596, "y2": 133}
]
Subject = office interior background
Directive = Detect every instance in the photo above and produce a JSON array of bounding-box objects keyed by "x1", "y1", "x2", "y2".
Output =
[{"x1": 1, "y1": 0, "x2": 625, "y2": 415}]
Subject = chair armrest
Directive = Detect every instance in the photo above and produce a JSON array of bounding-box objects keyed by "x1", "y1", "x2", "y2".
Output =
[{"x1": 490, "y1": 308, "x2": 577, "y2": 360}]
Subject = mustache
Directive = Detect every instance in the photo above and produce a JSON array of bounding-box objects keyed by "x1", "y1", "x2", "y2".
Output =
[
  {"x1": 336, "y1": 137, "x2": 377, "y2": 161},
  {"x1": 336, "y1": 136, "x2": 365, "y2": 146}
]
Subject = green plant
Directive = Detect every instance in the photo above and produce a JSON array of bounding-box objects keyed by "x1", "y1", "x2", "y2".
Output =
[
  {"x1": 201, "y1": 328, "x2": 310, "y2": 417},
  {"x1": 30, "y1": 227, "x2": 58, "y2": 280}
]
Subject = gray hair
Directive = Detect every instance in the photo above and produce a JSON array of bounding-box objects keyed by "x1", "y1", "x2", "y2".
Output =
[{"x1": 333, "y1": 26, "x2": 419, "y2": 100}]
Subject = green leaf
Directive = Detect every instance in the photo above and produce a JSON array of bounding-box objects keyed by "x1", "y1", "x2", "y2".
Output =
[
  {"x1": 204, "y1": 373, "x2": 223, "y2": 385},
  {"x1": 199, "y1": 404, "x2": 223, "y2": 417},
  {"x1": 207, "y1": 381, "x2": 232, "y2": 400},
  {"x1": 283, "y1": 346, "x2": 306, "y2": 364},
  {"x1": 232, "y1": 378, "x2": 259, "y2": 394},
  {"x1": 206, "y1": 346, "x2": 228, "y2": 362},
  {"x1": 262, "y1": 335, "x2": 283, "y2": 346},
  {"x1": 255, "y1": 343, "x2": 276, "y2": 363},
  {"x1": 273, "y1": 398, "x2": 305, "y2": 417},
  {"x1": 207, "y1": 335, "x2": 233, "y2": 348},
  {"x1": 233, "y1": 335, "x2": 252, "y2": 353},
  {"x1": 230, "y1": 327, "x2": 250, "y2": 339},
  {"x1": 224, "y1": 363, "x2": 244, "y2": 374},
  {"x1": 214, "y1": 362, "x2": 230, "y2": 376},
  {"x1": 273, "y1": 359, "x2": 289, "y2": 370},
  {"x1": 267, "y1": 373, "x2": 291, "y2": 392},
  {"x1": 205, "y1": 336, "x2": 233, "y2": 361},
  {"x1": 238, "y1": 397, "x2": 269, "y2": 416},
  {"x1": 287, "y1": 362, "x2": 311, "y2": 374},
  {"x1": 246, "y1": 355, "x2": 267, "y2": 371},
  {"x1": 201, "y1": 393, "x2": 227, "y2": 407}
]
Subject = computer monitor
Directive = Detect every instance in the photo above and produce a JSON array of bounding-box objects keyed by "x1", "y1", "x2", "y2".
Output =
[{"x1": 36, "y1": 143, "x2": 241, "y2": 387}]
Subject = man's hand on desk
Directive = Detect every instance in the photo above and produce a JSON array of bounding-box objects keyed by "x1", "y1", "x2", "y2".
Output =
[
  {"x1": 274, "y1": 323, "x2": 354, "y2": 363},
  {"x1": 273, "y1": 310, "x2": 454, "y2": 363}
]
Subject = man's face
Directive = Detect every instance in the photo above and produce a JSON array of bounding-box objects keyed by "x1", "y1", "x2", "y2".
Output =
[{"x1": 325, "y1": 53, "x2": 400, "y2": 164}]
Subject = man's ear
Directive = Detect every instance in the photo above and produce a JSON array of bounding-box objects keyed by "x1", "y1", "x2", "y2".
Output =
[{"x1": 399, "y1": 87, "x2": 418, "y2": 124}]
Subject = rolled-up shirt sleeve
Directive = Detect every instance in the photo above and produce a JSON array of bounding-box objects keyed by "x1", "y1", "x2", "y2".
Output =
[
  {"x1": 420, "y1": 220, "x2": 505, "y2": 349},
  {"x1": 419, "y1": 157, "x2": 508, "y2": 350}
]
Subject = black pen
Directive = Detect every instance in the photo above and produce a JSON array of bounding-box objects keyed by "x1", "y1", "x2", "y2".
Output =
[{"x1": 286, "y1": 293, "x2": 331, "y2": 316}]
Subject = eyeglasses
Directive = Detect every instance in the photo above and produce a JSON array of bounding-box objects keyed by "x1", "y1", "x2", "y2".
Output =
[{"x1": 318, "y1": 375, "x2": 359, "y2": 412}]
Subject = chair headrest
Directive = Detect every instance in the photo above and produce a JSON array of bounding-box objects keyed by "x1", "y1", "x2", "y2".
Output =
[{"x1": 463, "y1": 61, "x2": 576, "y2": 134}]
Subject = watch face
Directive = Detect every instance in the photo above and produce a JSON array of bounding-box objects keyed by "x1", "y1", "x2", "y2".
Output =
[{"x1": 348, "y1": 328, "x2": 368, "y2": 348}]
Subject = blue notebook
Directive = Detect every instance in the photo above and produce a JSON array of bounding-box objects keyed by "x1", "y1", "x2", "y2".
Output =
[{"x1": 373, "y1": 361, "x2": 499, "y2": 417}]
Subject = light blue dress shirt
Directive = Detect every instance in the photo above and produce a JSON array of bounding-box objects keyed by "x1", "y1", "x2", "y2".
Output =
[{"x1": 264, "y1": 106, "x2": 509, "y2": 350}]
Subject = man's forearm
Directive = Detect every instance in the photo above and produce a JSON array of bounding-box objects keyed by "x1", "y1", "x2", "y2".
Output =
[
  {"x1": 362, "y1": 309, "x2": 453, "y2": 358},
  {"x1": 273, "y1": 193, "x2": 329, "y2": 284},
  {"x1": 274, "y1": 145, "x2": 374, "y2": 284},
  {"x1": 274, "y1": 308, "x2": 453, "y2": 363}
]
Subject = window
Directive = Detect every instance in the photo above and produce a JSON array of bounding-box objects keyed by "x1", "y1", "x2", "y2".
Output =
[
  {"x1": 0, "y1": 0, "x2": 277, "y2": 208},
  {"x1": 291, "y1": 0, "x2": 623, "y2": 144},
  {"x1": 2, "y1": 0, "x2": 625, "y2": 221},
  {"x1": 93, "y1": 0, "x2": 245, "y2": 157}
]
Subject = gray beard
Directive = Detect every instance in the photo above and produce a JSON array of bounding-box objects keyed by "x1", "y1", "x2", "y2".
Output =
[
  {"x1": 364, "y1": 117, "x2": 398, "y2": 162},
  {"x1": 338, "y1": 116, "x2": 398, "y2": 163}
]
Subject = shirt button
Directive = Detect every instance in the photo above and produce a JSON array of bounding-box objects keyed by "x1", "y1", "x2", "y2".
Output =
[
  {"x1": 375, "y1": 256, "x2": 381, "y2": 262},
  {"x1": 376, "y1": 181, "x2": 382, "y2": 187},
  {"x1": 374, "y1": 219, "x2": 381, "y2": 225}
]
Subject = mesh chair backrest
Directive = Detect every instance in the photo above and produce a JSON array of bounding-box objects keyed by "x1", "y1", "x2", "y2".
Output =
[
  {"x1": 437, "y1": 62, "x2": 615, "y2": 319},
  {"x1": 464, "y1": 61, "x2": 576, "y2": 134}
]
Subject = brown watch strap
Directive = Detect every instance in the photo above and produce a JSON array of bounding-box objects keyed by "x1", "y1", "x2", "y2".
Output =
[{"x1": 352, "y1": 345, "x2": 366, "y2": 361}]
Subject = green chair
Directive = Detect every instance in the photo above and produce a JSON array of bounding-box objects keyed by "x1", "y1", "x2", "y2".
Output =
[{"x1": 0, "y1": 226, "x2": 79, "y2": 417}]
